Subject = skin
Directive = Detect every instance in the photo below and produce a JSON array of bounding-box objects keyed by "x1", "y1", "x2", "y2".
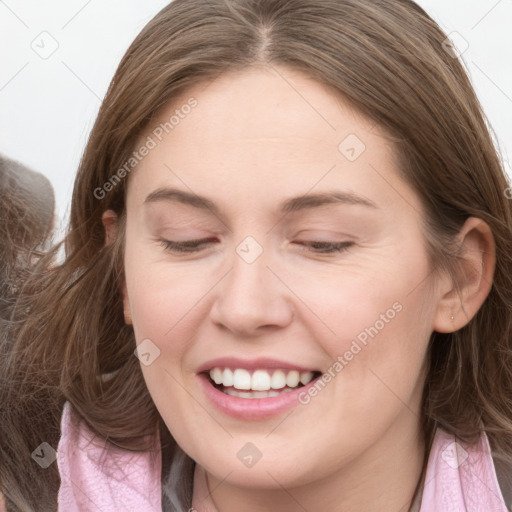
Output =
[{"x1": 102, "y1": 64, "x2": 495, "y2": 512}]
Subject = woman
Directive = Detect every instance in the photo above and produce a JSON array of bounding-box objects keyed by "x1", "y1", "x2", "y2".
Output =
[{"x1": 2, "y1": 1, "x2": 512, "y2": 510}]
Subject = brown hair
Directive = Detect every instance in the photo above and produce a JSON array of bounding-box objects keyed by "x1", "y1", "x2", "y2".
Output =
[
  {"x1": 2, "y1": 1, "x2": 512, "y2": 510},
  {"x1": 0, "y1": 155, "x2": 55, "y2": 314},
  {"x1": 0, "y1": 155, "x2": 55, "y2": 511}
]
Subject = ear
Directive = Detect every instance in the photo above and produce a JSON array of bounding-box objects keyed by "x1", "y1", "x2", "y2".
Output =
[
  {"x1": 433, "y1": 217, "x2": 496, "y2": 333},
  {"x1": 101, "y1": 210, "x2": 133, "y2": 325},
  {"x1": 101, "y1": 209, "x2": 118, "y2": 245}
]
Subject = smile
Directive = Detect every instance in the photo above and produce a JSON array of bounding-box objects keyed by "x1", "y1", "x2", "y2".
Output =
[
  {"x1": 197, "y1": 358, "x2": 323, "y2": 419},
  {"x1": 208, "y1": 367, "x2": 319, "y2": 398}
]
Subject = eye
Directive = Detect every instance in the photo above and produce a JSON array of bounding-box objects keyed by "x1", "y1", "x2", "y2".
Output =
[
  {"x1": 160, "y1": 238, "x2": 354, "y2": 255},
  {"x1": 294, "y1": 240, "x2": 354, "y2": 254},
  {"x1": 159, "y1": 238, "x2": 216, "y2": 253}
]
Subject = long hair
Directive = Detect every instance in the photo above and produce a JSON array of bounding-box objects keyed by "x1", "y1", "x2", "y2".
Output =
[
  {"x1": 2, "y1": 1, "x2": 512, "y2": 510},
  {"x1": 0, "y1": 155, "x2": 56, "y2": 511}
]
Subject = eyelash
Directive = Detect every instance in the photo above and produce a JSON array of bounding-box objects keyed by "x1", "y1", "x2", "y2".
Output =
[{"x1": 159, "y1": 238, "x2": 354, "y2": 255}]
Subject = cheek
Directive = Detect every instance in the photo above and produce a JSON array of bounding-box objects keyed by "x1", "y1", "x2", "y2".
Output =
[
  {"x1": 124, "y1": 251, "x2": 212, "y2": 440},
  {"x1": 124, "y1": 242, "x2": 206, "y2": 344},
  {"x1": 298, "y1": 253, "x2": 430, "y2": 355},
  {"x1": 300, "y1": 241, "x2": 433, "y2": 401}
]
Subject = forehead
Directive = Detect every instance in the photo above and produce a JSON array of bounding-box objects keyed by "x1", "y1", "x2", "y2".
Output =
[
  {"x1": 126, "y1": 64, "x2": 422, "y2": 218},
  {"x1": 155, "y1": 64, "x2": 371, "y2": 150}
]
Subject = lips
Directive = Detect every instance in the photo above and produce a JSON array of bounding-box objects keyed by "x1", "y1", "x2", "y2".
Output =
[{"x1": 197, "y1": 357, "x2": 321, "y2": 405}]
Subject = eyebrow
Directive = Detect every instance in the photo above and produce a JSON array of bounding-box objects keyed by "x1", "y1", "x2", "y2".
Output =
[{"x1": 143, "y1": 187, "x2": 379, "y2": 215}]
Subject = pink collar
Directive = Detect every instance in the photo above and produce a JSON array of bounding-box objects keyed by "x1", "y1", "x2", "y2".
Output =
[
  {"x1": 57, "y1": 401, "x2": 161, "y2": 511},
  {"x1": 57, "y1": 401, "x2": 509, "y2": 511},
  {"x1": 419, "y1": 426, "x2": 509, "y2": 511}
]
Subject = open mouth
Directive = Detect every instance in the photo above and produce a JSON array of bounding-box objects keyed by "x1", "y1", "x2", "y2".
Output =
[{"x1": 205, "y1": 367, "x2": 323, "y2": 399}]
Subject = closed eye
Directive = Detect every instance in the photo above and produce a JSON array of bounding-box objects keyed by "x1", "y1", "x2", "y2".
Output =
[
  {"x1": 159, "y1": 238, "x2": 354, "y2": 255},
  {"x1": 293, "y1": 240, "x2": 354, "y2": 254},
  {"x1": 159, "y1": 238, "x2": 216, "y2": 253}
]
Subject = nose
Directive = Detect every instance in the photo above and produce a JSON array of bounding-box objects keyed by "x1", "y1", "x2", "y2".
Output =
[{"x1": 209, "y1": 240, "x2": 294, "y2": 337}]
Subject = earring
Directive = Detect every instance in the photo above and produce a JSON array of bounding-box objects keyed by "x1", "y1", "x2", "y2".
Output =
[{"x1": 450, "y1": 313, "x2": 455, "y2": 322}]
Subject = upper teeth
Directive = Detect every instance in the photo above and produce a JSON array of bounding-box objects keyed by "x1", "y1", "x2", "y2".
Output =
[{"x1": 209, "y1": 368, "x2": 315, "y2": 391}]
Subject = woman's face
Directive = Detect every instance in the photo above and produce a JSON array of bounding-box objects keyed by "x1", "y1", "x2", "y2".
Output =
[{"x1": 121, "y1": 65, "x2": 445, "y2": 490}]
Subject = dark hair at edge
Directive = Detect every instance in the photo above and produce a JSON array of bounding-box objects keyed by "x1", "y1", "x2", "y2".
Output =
[
  {"x1": 0, "y1": 155, "x2": 56, "y2": 511},
  {"x1": 2, "y1": 1, "x2": 512, "y2": 510}
]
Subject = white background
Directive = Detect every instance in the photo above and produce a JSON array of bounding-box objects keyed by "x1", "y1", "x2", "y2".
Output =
[{"x1": 1, "y1": 0, "x2": 511, "y2": 231}]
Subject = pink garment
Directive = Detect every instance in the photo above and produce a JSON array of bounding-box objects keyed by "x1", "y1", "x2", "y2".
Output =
[
  {"x1": 419, "y1": 427, "x2": 509, "y2": 511},
  {"x1": 57, "y1": 401, "x2": 161, "y2": 511},
  {"x1": 57, "y1": 401, "x2": 509, "y2": 511}
]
